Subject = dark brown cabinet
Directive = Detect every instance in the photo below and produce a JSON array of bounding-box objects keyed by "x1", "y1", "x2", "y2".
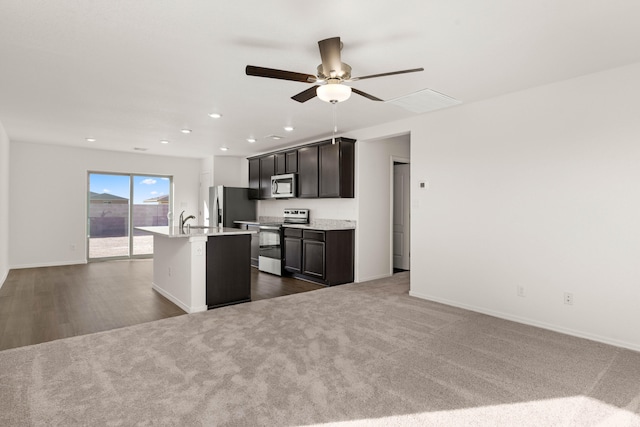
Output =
[
  {"x1": 206, "y1": 234, "x2": 251, "y2": 308},
  {"x1": 275, "y1": 152, "x2": 286, "y2": 175},
  {"x1": 247, "y1": 138, "x2": 354, "y2": 199},
  {"x1": 283, "y1": 228, "x2": 302, "y2": 273},
  {"x1": 302, "y1": 232, "x2": 325, "y2": 279},
  {"x1": 297, "y1": 145, "x2": 319, "y2": 198},
  {"x1": 275, "y1": 150, "x2": 298, "y2": 176},
  {"x1": 285, "y1": 150, "x2": 298, "y2": 173},
  {"x1": 283, "y1": 227, "x2": 354, "y2": 286},
  {"x1": 319, "y1": 139, "x2": 355, "y2": 198},
  {"x1": 248, "y1": 158, "x2": 260, "y2": 200},
  {"x1": 259, "y1": 155, "x2": 275, "y2": 199}
]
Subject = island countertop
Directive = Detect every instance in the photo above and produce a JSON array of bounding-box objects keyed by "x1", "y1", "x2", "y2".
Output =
[{"x1": 136, "y1": 226, "x2": 256, "y2": 238}]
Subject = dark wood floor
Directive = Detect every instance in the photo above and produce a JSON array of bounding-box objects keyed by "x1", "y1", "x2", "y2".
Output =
[{"x1": 0, "y1": 260, "x2": 323, "y2": 351}]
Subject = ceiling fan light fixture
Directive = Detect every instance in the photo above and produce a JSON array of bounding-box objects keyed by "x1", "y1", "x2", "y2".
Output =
[{"x1": 317, "y1": 84, "x2": 351, "y2": 103}]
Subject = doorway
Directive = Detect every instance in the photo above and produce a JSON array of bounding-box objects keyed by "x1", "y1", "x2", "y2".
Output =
[
  {"x1": 392, "y1": 160, "x2": 410, "y2": 272},
  {"x1": 87, "y1": 172, "x2": 172, "y2": 260}
]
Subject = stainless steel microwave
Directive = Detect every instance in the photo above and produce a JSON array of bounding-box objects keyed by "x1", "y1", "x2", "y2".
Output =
[{"x1": 271, "y1": 173, "x2": 297, "y2": 198}]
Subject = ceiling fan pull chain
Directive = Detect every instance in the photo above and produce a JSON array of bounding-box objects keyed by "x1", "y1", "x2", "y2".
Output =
[{"x1": 332, "y1": 101, "x2": 338, "y2": 144}]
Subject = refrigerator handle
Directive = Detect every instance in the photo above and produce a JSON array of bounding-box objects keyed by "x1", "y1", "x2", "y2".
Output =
[{"x1": 216, "y1": 188, "x2": 223, "y2": 227}]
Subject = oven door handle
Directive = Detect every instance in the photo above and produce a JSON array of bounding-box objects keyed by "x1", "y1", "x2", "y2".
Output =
[{"x1": 259, "y1": 225, "x2": 282, "y2": 231}]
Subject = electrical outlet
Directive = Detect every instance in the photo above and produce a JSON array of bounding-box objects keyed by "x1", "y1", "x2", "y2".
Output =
[
  {"x1": 517, "y1": 285, "x2": 526, "y2": 297},
  {"x1": 168, "y1": 267, "x2": 172, "y2": 277},
  {"x1": 564, "y1": 292, "x2": 574, "y2": 305}
]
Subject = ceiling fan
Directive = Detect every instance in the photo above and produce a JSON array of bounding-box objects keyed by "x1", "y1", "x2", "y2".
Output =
[{"x1": 246, "y1": 36, "x2": 424, "y2": 104}]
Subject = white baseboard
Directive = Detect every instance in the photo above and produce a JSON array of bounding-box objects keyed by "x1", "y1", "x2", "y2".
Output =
[
  {"x1": 357, "y1": 272, "x2": 393, "y2": 283},
  {"x1": 152, "y1": 282, "x2": 207, "y2": 314},
  {"x1": 409, "y1": 290, "x2": 640, "y2": 353},
  {"x1": 10, "y1": 260, "x2": 87, "y2": 269}
]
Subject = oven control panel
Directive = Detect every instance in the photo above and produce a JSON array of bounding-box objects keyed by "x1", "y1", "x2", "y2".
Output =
[{"x1": 283, "y1": 208, "x2": 309, "y2": 224}]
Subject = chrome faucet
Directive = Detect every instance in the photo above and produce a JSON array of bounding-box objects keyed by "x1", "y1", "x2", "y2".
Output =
[{"x1": 179, "y1": 210, "x2": 195, "y2": 231}]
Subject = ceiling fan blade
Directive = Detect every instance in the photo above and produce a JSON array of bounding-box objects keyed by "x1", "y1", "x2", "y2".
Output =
[
  {"x1": 317, "y1": 37, "x2": 343, "y2": 78},
  {"x1": 351, "y1": 87, "x2": 383, "y2": 102},
  {"x1": 246, "y1": 65, "x2": 317, "y2": 83},
  {"x1": 291, "y1": 86, "x2": 319, "y2": 103},
  {"x1": 349, "y1": 67, "x2": 424, "y2": 82}
]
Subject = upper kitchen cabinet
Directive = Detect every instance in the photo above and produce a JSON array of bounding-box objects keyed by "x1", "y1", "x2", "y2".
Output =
[
  {"x1": 285, "y1": 150, "x2": 298, "y2": 173},
  {"x1": 319, "y1": 139, "x2": 355, "y2": 198},
  {"x1": 248, "y1": 158, "x2": 260, "y2": 200},
  {"x1": 246, "y1": 138, "x2": 355, "y2": 199},
  {"x1": 276, "y1": 150, "x2": 298, "y2": 175},
  {"x1": 275, "y1": 152, "x2": 286, "y2": 175},
  {"x1": 248, "y1": 155, "x2": 275, "y2": 200},
  {"x1": 259, "y1": 155, "x2": 275, "y2": 199},
  {"x1": 297, "y1": 145, "x2": 319, "y2": 198}
]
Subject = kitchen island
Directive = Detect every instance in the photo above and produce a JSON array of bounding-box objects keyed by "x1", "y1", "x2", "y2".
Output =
[{"x1": 136, "y1": 226, "x2": 256, "y2": 313}]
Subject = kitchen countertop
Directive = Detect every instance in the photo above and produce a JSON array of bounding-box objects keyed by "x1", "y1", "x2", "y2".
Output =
[
  {"x1": 136, "y1": 226, "x2": 256, "y2": 238},
  {"x1": 234, "y1": 218, "x2": 356, "y2": 231},
  {"x1": 234, "y1": 216, "x2": 356, "y2": 231},
  {"x1": 282, "y1": 223, "x2": 356, "y2": 231}
]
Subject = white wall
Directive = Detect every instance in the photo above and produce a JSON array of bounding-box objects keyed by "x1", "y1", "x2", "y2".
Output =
[
  {"x1": 213, "y1": 156, "x2": 245, "y2": 187},
  {"x1": 356, "y1": 134, "x2": 410, "y2": 282},
  {"x1": 9, "y1": 141, "x2": 201, "y2": 268},
  {"x1": 338, "y1": 62, "x2": 640, "y2": 351},
  {"x1": 407, "y1": 63, "x2": 640, "y2": 351},
  {"x1": 0, "y1": 120, "x2": 9, "y2": 287}
]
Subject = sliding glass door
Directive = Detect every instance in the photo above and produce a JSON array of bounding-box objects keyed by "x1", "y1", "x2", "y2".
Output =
[
  {"x1": 132, "y1": 175, "x2": 171, "y2": 256},
  {"x1": 88, "y1": 172, "x2": 172, "y2": 260}
]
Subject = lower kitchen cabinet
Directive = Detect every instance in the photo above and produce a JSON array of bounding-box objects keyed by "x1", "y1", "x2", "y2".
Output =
[
  {"x1": 283, "y1": 227, "x2": 354, "y2": 286},
  {"x1": 236, "y1": 223, "x2": 260, "y2": 267},
  {"x1": 302, "y1": 230, "x2": 325, "y2": 279},
  {"x1": 284, "y1": 238, "x2": 302, "y2": 273}
]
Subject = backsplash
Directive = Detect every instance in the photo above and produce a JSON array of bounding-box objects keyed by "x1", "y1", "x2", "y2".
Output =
[{"x1": 258, "y1": 198, "x2": 357, "y2": 221}]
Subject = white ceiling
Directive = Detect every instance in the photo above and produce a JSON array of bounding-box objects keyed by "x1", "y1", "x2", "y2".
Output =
[{"x1": 1, "y1": 1, "x2": 640, "y2": 159}]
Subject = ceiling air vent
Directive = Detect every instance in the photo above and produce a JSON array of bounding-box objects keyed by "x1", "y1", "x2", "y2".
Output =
[
  {"x1": 133, "y1": 147, "x2": 148, "y2": 151},
  {"x1": 385, "y1": 88, "x2": 461, "y2": 113}
]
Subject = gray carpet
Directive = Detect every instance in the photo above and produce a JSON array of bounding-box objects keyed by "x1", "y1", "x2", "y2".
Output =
[{"x1": 1, "y1": 272, "x2": 639, "y2": 426}]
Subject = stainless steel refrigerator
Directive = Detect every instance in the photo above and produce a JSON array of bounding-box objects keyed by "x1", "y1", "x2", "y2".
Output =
[{"x1": 209, "y1": 186, "x2": 256, "y2": 228}]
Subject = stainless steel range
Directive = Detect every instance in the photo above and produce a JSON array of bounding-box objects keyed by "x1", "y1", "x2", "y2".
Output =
[{"x1": 258, "y1": 209, "x2": 309, "y2": 276}]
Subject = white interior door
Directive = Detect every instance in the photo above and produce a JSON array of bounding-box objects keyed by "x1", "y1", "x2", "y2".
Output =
[{"x1": 393, "y1": 163, "x2": 411, "y2": 270}]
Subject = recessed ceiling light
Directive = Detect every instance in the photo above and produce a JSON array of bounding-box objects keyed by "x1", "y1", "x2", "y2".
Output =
[
  {"x1": 160, "y1": 140, "x2": 169, "y2": 144},
  {"x1": 247, "y1": 138, "x2": 256, "y2": 143},
  {"x1": 220, "y1": 147, "x2": 229, "y2": 151},
  {"x1": 208, "y1": 113, "x2": 222, "y2": 119},
  {"x1": 267, "y1": 135, "x2": 284, "y2": 140},
  {"x1": 283, "y1": 126, "x2": 294, "y2": 132},
  {"x1": 181, "y1": 129, "x2": 192, "y2": 134},
  {"x1": 86, "y1": 138, "x2": 96, "y2": 142}
]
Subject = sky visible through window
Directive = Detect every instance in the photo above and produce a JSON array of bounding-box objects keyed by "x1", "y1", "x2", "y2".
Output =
[{"x1": 90, "y1": 174, "x2": 170, "y2": 204}]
